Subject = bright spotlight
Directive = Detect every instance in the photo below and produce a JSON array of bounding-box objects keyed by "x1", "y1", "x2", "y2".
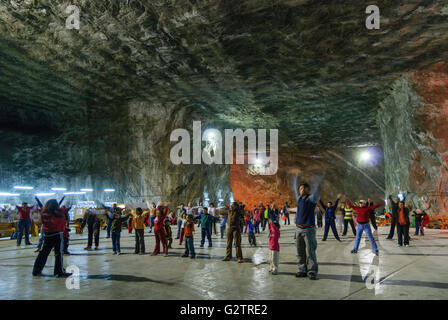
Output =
[
  {"x1": 51, "y1": 188, "x2": 67, "y2": 191},
  {"x1": 14, "y1": 186, "x2": 33, "y2": 190},
  {"x1": 0, "y1": 192, "x2": 20, "y2": 197},
  {"x1": 104, "y1": 189, "x2": 115, "y2": 192},
  {"x1": 80, "y1": 189, "x2": 93, "y2": 192},
  {"x1": 360, "y1": 151, "x2": 371, "y2": 161}
]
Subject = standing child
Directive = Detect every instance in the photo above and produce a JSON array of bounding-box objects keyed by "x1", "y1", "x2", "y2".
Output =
[
  {"x1": 182, "y1": 215, "x2": 195, "y2": 259},
  {"x1": 244, "y1": 211, "x2": 250, "y2": 233},
  {"x1": 248, "y1": 215, "x2": 257, "y2": 246},
  {"x1": 219, "y1": 214, "x2": 227, "y2": 239},
  {"x1": 152, "y1": 204, "x2": 169, "y2": 256},
  {"x1": 268, "y1": 219, "x2": 280, "y2": 275},
  {"x1": 110, "y1": 211, "x2": 131, "y2": 255},
  {"x1": 127, "y1": 213, "x2": 134, "y2": 234},
  {"x1": 194, "y1": 207, "x2": 219, "y2": 248},
  {"x1": 133, "y1": 208, "x2": 149, "y2": 255},
  {"x1": 63, "y1": 226, "x2": 71, "y2": 255},
  {"x1": 164, "y1": 218, "x2": 173, "y2": 249},
  {"x1": 179, "y1": 213, "x2": 188, "y2": 245},
  {"x1": 420, "y1": 210, "x2": 430, "y2": 236}
]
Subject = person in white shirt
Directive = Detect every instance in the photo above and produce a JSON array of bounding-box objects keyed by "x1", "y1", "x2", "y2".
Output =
[{"x1": 209, "y1": 203, "x2": 217, "y2": 235}]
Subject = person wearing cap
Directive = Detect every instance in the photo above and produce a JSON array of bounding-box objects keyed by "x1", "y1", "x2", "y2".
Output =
[{"x1": 346, "y1": 198, "x2": 384, "y2": 255}]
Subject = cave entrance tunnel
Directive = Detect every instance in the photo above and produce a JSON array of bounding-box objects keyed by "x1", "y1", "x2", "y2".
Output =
[{"x1": 0, "y1": 1, "x2": 447, "y2": 216}]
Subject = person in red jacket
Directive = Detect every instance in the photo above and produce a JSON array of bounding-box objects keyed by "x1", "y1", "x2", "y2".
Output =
[
  {"x1": 151, "y1": 203, "x2": 169, "y2": 256},
  {"x1": 16, "y1": 202, "x2": 34, "y2": 246},
  {"x1": 346, "y1": 198, "x2": 384, "y2": 256},
  {"x1": 32, "y1": 199, "x2": 72, "y2": 278}
]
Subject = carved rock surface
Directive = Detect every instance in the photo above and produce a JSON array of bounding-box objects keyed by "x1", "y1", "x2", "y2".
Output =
[
  {"x1": 0, "y1": 1, "x2": 447, "y2": 207},
  {"x1": 378, "y1": 63, "x2": 448, "y2": 216}
]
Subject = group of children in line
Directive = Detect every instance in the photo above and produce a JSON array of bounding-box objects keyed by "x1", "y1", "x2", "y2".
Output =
[{"x1": 86, "y1": 202, "x2": 283, "y2": 274}]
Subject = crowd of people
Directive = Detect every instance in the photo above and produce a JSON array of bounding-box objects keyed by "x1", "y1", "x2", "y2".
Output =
[{"x1": 2, "y1": 185, "x2": 432, "y2": 280}]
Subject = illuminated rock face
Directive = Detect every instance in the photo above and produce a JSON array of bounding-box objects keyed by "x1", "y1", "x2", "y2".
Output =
[
  {"x1": 378, "y1": 62, "x2": 448, "y2": 216},
  {"x1": 230, "y1": 152, "x2": 385, "y2": 209}
]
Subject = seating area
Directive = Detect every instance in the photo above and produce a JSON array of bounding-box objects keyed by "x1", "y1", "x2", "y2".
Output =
[
  {"x1": 0, "y1": 222, "x2": 16, "y2": 238},
  {"x1": 427, "y1": 216, "x2": 448, "y2": 230}
]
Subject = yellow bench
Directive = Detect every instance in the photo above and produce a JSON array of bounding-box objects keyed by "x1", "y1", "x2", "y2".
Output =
[{"x1": 0, "y1": 222, "x2": 16, "y2": 237}]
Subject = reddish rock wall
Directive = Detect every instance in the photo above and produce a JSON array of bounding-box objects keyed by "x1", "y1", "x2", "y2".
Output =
[
  {"x1": 230, "y1": 152, "x2": 385, "y2": 209},
  {"x1": 378, "y1": 62, "x2": 448, "y2": 216},
  {"x1": 411, "y1": 62, "x2": 448, "y2": 216}
]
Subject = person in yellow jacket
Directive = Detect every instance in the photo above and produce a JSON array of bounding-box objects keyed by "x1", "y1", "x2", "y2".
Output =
[{"x1": 341, "y1": 204, "x2": 356, "y2": 236}]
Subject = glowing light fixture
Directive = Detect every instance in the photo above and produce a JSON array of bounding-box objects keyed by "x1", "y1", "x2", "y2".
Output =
[
  {"x1": 218, "y1": 198, "x2": 224, "y2": 202},
  {"x1": 80, "y1": 189, "x2": 93, "y2": 192},
  {"x1": 0, "y1": 192, "x2": 20, "y2": 196},
  {"x1": 64, "y1": 192, "x2": 86, "y2": 195},
  {"x1": 14, "y1": 186, "x2": 33, "y2": 190},
  {"x1": 104, "y1": 189, "x2": 115, "y2": 192},
  {"x1": 360, "y1": 151, "x2": 371, "y2": 161},
  {"x1": 35, "y1": 193, "x2": 56, "y2": 197},
  {"x1": 51, "y1": 188, "x2": 67, "y2": 191}
]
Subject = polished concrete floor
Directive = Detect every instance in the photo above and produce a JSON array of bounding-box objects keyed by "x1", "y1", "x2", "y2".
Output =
[{"x1": 1, "y1": 223, "x2": 448, "y2": 300}]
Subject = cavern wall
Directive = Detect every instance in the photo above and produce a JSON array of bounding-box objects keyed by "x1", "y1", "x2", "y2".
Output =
[
  {"x1": 377, "y1": 62, "x2": 448, "y2": 216},
  {"x1": 230, "y1": 150, "x2": 385, "y2": 208},
  {"x1": 0, "y1": 98, "x2": 232, "y2": 206}
]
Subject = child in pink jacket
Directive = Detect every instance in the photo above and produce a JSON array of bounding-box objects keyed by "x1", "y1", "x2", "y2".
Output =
[{"x1": 268, "y1": 219, "x2": 280, "y2": 275}]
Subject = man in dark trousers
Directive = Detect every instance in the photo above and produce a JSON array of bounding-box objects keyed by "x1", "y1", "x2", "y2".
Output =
[
  {"x1": 32, "y1": 199, "x2": 71, "y2": 278},
  {"x1": 366, "y1": 198, "x2": 378, "y2": 231},
  {"x1": 16, "y1": 202, "x2": 34, "y2": 246},
  {"x1": 295, "y1": 176, "x2": 323, "y2": 280},
  {"x1": 386, "y1": 194, "x2": 399, "y2": 240},
  {"x1": 396, "y1": 201, "x2": 411, "y2": 247},
  {"x1": 222, "y1": 202, "x2": 243, "y2": 263},
  {"x1": 319, "y1": 195, "x2": 342, "y2": 241},
  {"x1": 81, "y1": 209, "x2": 101, "y2": 250}
]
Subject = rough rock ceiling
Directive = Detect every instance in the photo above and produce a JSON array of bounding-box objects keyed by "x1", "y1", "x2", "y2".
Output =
[{"x1": 1, "y1": 0, "x2": 448, "y2": 151}]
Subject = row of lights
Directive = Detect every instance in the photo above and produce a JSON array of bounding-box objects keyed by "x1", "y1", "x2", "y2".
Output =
[{"x1": 0, "y1": 186, "x2": 115, "y2": 197}]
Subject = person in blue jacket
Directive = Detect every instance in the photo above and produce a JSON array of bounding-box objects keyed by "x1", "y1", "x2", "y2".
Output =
[
  {"x1": 194, "y1": 207, "x2": 219, "y2": 248},
  {"x1": 319, "y1": 195, "x2": 342, "y2": 242},
  {"x1": 295, "y1": 176, "x2": 323, "y2": 280}
]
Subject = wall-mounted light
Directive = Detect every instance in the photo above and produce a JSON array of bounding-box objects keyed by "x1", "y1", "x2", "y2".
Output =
[
  {"x1": 51, "y1": 188, "x2": 67, "y2": 191},
  {"x1": 35, "y1": 193, "x2": 56, "y2": 197},
  {"x1": 0, "y1": 192, "x2": 20, "y2": 196},
  {"x1": 64, "y1": 192, "x2": 86, "y2": 195},
  {"x1": 104, "y1": 189, "x2": 115, "y2": 192},
  {"x1": 360, "y1": 151, "x2": 372, "y2": 161},
  {"x1": 14, "y1": 186, "x2": 33, "y2": 190},
  {"x1": 80, "y1": 189, "x2": 93, "y2": 192}
]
